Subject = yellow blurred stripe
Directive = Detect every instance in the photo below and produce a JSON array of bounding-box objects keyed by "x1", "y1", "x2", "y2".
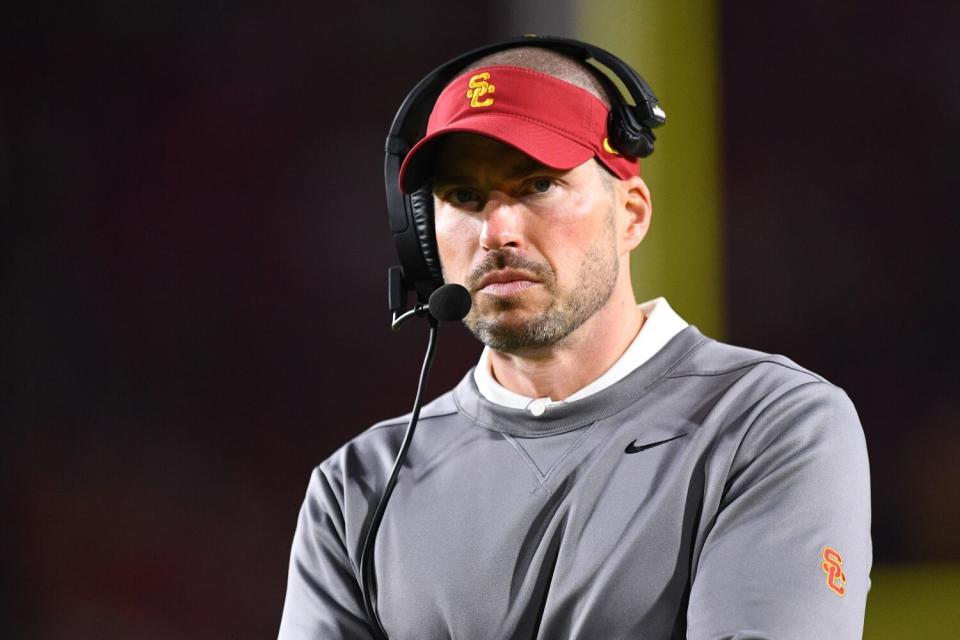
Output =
[
  {"x1": 865, "y1": 564, "x2": 960, "y2": 639},
  {"x1": 574, "y1": 0, "x2": 725, "y2": 338}
]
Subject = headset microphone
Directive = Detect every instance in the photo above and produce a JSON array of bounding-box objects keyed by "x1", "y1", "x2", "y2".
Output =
[
  {"x1": 427, "y1": 284, "x2": 472, "y2": 322},
  {"x1": 361, "y1": 283, "x2": 471, "y2": 640},
  {"x1": 390, "y1": 280, "x2": 472, "y2": 330}
]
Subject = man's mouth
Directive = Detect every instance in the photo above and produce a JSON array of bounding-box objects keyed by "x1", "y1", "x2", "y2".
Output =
[
  {"x1": 476, "y1": 270, "x2": 540, "y2": 296},
  {"x1": 479, "y1": 280, "x2": 538, "y2": 295}
]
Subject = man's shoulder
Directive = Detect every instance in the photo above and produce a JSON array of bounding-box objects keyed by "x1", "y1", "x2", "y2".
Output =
[
  {"x1": 664, "y1": 329, "x2": 860, "y2": 444},
  {"x1": 316, "y1": 382, "x2": 465, "y2": 478},
  {"x1": 669, "y1": 329, "x2": 830, "y2": 389},
  {"x1": 661, "y1": 331, "x2": 865, "y2": 482},
  {"x1": 365, "y1": 387, "x2": 462, "y2": 434},
  {"x1": 660, "y1": 327, "x2": 859, "y2": 423}
]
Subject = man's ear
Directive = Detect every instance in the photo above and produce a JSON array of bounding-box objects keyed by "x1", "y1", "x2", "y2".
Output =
[{"x1": 618, "y1": 175, "x2": 652, "y2": 253}]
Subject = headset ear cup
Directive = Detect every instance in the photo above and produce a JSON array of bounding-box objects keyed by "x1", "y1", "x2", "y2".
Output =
[
  {"x1": 408, "y1": 186, "x2": 444, "y2": 288},
  {"x1": 608, "y1": 104, "x2": 656, "y2": 159}
]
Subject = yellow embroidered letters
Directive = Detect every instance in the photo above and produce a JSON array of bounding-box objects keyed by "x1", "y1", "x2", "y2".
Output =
[{"x1": 466, "y1": 72, "x2": 495, "y2": 108}]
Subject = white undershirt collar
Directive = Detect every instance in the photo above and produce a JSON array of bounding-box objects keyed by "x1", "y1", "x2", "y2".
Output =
[{"x1": 474, "y1": 297, "x2": 689, "y2": 416}]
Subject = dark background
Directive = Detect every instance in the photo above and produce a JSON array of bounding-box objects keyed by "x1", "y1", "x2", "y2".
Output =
[{"x1": 2, "y1": 2, "x2": 957, "y2": 637}]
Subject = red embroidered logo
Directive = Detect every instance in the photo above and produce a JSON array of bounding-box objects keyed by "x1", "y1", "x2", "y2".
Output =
[{"x1": 821, "y1": 547, "x2": 847, "y2": 596}]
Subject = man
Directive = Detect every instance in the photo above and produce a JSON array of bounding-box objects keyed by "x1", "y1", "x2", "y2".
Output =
[{"x1": 278, "y1": 45, "x2": 871, "y2": 639}]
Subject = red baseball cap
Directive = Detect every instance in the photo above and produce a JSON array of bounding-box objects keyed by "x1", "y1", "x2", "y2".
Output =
[{"x1": 398, "y1": 65, "x2": 640, "y2": 193}]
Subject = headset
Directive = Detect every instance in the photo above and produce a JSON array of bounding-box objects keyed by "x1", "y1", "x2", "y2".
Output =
[{"x1": 383, "y1": 34, "x2": 666, "y2": 323}]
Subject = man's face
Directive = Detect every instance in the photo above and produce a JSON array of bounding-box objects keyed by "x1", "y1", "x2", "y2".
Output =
[{"x1": 432, "y1": 133, "x2": 622, "y2": 353}]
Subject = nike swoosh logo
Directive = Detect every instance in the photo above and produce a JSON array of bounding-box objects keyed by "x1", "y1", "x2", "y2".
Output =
[{"x1": 624, "y1": 433, "x2": 688, "y2": 454}]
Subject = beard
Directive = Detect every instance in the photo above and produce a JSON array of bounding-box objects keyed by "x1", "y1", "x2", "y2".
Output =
[{"x1": 461, "y1": 209, "x2": 620, "y2": 353}]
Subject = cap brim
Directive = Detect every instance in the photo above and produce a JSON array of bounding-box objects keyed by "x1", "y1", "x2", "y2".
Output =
[{"x1": 398, "y1": 114, "x2": 596, "y2": 194}]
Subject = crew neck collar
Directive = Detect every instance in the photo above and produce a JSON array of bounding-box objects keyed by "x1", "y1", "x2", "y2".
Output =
[
  {"x1": 454, "y1": 325, "x2": 709, "y2": 438},
  {"x1": 474, "y1": 297, "x2": 689, "y2": 414}
]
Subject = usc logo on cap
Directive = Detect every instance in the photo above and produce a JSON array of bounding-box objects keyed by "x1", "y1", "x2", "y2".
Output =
[
  {"x1": 821, "y1": 547, "x2": 847, "y2": 596},
  {"x1": 466, "y1": 72, "x2": 495, "y2": 107}
]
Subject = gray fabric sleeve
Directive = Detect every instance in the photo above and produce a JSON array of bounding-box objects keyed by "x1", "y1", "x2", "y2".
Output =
[
  {"x1": 687, "y1": 382, "x2": 872, "y2": 640},
  {"x1": 277, "y1": 466, "x2": 375, "y2": 640}
]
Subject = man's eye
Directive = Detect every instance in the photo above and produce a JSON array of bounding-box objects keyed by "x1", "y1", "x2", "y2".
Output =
[
  {"x1": 531, "y1": 178, "x2": 553, "y2": 193},
  {"x1": 452, "y1": 189, "x2": 478, "y2": 204}
]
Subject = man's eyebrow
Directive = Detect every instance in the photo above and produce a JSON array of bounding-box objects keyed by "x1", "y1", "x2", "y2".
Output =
[{"x1": 431, "y1": 175, "x2": 476, "y2": 188}]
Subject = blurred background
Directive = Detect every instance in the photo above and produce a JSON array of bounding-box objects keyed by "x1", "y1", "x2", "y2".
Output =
[{"x1": 2, "y1": 1, "x2": 958, "y2": 637}]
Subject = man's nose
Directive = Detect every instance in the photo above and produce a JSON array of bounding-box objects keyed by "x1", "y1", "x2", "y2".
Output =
[{"x1": 479, "y1": 194, "x2": 524, "y2": 251}]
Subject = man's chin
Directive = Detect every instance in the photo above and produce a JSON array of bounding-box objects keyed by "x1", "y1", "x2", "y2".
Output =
[{"x1": 464, "y1": 307, "x2": 564, "y2": 353}]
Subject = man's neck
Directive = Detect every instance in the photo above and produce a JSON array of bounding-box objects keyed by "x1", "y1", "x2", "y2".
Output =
[{"x1": 486, "y1": 288, "x2": 646, "y2": 401}]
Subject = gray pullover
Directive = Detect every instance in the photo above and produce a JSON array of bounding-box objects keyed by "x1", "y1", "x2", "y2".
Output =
[{"x1": 278, "y1": 326, "x2": 871, "y2": 639}]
